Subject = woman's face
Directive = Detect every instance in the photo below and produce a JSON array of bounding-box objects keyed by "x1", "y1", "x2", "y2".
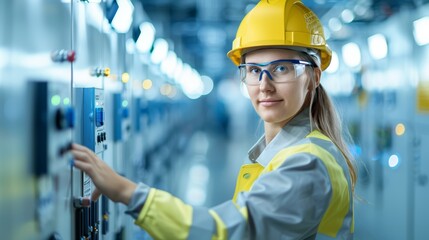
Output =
[{"x1": 244, "y1": 48, "x2": 312, "y2": 127}]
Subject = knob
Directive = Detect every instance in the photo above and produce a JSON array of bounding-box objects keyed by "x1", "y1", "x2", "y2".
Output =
[
  {"x1": 91, "y1": 67, "x2": 110, "y2": 77},
  {"x1": 74, "y1": 197, "x2": 91, "y2": 208},
  {"x1": 55, "y1": 108, "x2": 66, "y2": 130},
  {"x1": 51, "y1": 50, "x2": 76, "y2": 63},
  {"x1": 59, "y1": 142, "x2": 73, "y2": 156}
]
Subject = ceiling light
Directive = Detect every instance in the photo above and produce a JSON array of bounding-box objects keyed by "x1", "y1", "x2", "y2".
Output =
[
  {"x1": 150, "y1": 38, "x2": 169, "y2": 64},
  {"x1": 135, "y1": 22, "x2": 156, "y2": 53},
  {"x1": 413, "y1": 16, "x2": 429, "y2": 46},
  {"x1": 342, "y1": 42, "x2": 361, "y2": 68},
  {"x1": 328, "y1": 17, "x2": 342, "y2": 32},
  {"x1": 341, "y1": 9, "x2": 355, "y2": 23},
  {"x1": 368, "y1": 34, "x2": 388, "y2": 60},
  {"x1": 109, "y1": 0, "x2": 134, "y2": 33}
]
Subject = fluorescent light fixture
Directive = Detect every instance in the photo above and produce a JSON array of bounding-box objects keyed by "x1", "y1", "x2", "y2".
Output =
[
  {"x1": 181, "y1": 68, "x2": 204, "y2": 99},
  {"x1": 125, "y1": 38, "x2": 135, "y2": 54},
  {"x1": 413, "y1": 16, "x2": 429, "y2": 46},
  {"x1": 150, "y1": 38, "x2": 169, "y2": 64},
  {"x1": 160, "y1": 51, "x2": 178, "y2": 78},
  {"x1": 342, "y1": 42, "x2": 361, "y2": 68},
  {"x1": 201, "y1": 75, "x2": 214, "y2": 95},
  {"x1": 173, "y1": 59, "x2": 184, "y2": 83},
  {"x1": 326, "y1": 51, "x2": 339, "y2": 73},
  {"x1": 341, "y1": 9, "x2": 355, "y2": 23},
  {"x1": 328, "y1": 17, "x2": 342, "y2": 32},
  {"x1": 111, "y1": 0, "x2": 134, "y2": 33},
  {"x1": 178, "y1": 63, "x2": 191, "y2": 84},
  {"x1": 368, "y1": 34, "x2": 388, "y2": 60},
  {"x1": 136, "y1": 22, "x2": 156, "y2": 53}
]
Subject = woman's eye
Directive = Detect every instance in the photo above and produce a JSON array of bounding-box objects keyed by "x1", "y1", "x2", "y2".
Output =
[
  {"x1": 273, "y1": 65, "x2": 288, "y2": 73},
  {"x1": 249, "y1": 67, "x2": 260, "y2": 74}
]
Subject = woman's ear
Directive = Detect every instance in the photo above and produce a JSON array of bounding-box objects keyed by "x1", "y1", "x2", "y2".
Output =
[
  {"x1": 308, "y1": 67, "x2": 321, "y2": 91},
  {"x1": 314, "y1": 67, "x2": 321, "y2": 88}
]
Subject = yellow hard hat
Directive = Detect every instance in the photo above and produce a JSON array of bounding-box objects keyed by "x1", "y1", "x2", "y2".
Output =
[{"x1": 227, "y1": 0, "x2": 332, "y2": 71}]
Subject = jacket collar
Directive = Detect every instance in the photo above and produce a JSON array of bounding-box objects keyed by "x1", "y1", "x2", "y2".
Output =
[{"x1": 248, "y1": 108, "x2": 312, "y2": 167}]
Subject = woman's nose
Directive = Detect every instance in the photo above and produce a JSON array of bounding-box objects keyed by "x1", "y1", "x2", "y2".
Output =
[
  {"x1": 258, "y1": 70, "x2": 273, "y2": 81},
  {"x1": 259, "y1": 70, "x2": 275, "y2": 91}
]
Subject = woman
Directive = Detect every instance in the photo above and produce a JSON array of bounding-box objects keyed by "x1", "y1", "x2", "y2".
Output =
[{"x1": 71, "y1": 0, "x2": 357, "y2": 239}]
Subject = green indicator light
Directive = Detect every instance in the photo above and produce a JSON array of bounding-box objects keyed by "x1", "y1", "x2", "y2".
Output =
[
  {"x1": 122, "y1": 100, "x2": 128, "y2": 108},
  {"x1": 51, "y1": 95, "x2": 61, "y2": 106},
  {"x1": 63, "y1": 97, "x2": 70, "y2": 105}
]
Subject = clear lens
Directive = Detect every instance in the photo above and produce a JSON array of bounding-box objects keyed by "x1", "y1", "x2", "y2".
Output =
[{"x1": 239, "y1": 60, "x2": 309, "y2": 85}]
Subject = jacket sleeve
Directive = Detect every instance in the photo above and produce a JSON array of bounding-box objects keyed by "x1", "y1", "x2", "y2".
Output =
[{"x1": 126, "y1": 152, "x2": 332, "y2": 240}]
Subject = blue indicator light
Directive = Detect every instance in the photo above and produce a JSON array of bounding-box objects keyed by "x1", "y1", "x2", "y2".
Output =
[{"x1": 95, "y1": 108, "x2": 104, "y2": 127}]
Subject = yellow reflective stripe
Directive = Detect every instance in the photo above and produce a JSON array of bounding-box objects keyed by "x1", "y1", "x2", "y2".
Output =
[
  {"x1": 207, "y1": 204, "x2": 249, "y2": 240},
  {"x1": 209, "y1": 209, "x2": 227, "y2": 240},
  {"x1": 312, "y1": 145, "x2": 350, "y2": 237},
  {"x1": 263, "y1": 138, "x2": 349, "y2": 237},
  {"x1": 232, "y1": 163, "x2": 264, "y2": 202},
  {"x1": 135, "y1": 188, "x2": 193, "y2": 239},
  {"x1": 306, "y1": 130, "x2": 331, "y2": 141}
]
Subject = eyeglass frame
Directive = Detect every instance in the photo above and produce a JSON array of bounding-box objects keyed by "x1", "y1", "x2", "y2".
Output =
[{"x1": 238, "y1": 59, "x2": 315, "y2": 85}]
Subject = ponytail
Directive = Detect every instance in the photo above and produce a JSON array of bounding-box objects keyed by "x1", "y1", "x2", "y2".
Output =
[{"x1": 311, "y1": 85, "x2": 358, "y2": 191}]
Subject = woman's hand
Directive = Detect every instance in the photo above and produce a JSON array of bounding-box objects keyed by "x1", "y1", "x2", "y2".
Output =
[{"x1": 70, "y1": 143, "x2": 137, "y2": 205}]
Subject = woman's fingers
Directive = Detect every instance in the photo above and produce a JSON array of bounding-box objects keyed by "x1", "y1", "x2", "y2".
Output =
[
  {"x1": 91, "y1": 188, "x2": 102, "y2": 202},
  {"x1": 70, "y1": 149, "x2": 92, "y2": 163},
  {"x1": 72, "y1": 144, "x2": 98, "y2": 161},
  {"x1": 72, "y1": 159, "x2": 93, "y2": 174},
  {"x1": 69, "y1": 143, "x2": 137, "y2": 204},
  {"x1": 70, "y1": 143, "x2": 101, "y2": 178},
  {"x1": 71, "y1": 143, "x2": 89, "y2": 152}
]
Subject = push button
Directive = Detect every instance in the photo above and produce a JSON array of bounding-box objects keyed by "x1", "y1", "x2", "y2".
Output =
[
  {"x1": 65, "y1": 107, "x2": 75, "y2": 128},
  {"x1": 243, "y1": 173, "x2": 251, "y2": 179}
]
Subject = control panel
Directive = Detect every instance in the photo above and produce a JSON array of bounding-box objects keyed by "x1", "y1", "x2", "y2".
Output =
[
  {"x1": 74, "y1": 87, "x2": 107, "y2": 239},
  {"x1": 75, "y1": 88, "x2": 106, "y2": 155},
  {"x1": 29, "y1": 80, "x2": 74, "y2": 239}
]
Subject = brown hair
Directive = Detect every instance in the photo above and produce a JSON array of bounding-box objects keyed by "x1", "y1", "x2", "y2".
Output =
[
  {"x1": 297, "y1": 51, "x2": 357, "y2": 192},
  {"x1": 310, "y1": 84, "x2": 358, "y2": 191}
]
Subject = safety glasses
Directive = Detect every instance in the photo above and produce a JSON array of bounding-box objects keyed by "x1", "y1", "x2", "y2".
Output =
[{"x1": 238, "y1": 59, "x2": 314, "y2": 85}]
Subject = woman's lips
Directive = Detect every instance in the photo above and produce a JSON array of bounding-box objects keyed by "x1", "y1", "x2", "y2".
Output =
[{"x1": 259, "y1": 99, "x2": 283, "y2": 107}]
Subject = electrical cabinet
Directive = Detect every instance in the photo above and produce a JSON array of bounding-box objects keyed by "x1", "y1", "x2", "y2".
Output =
[
  {"x1": 29, "y1": 80, "x2": 74, "y2": 239},
  {"x1": 74, "y1": 87, "x2": 108, "y2": 240},
  {"x1": 113, "y1": 92, "x2": 131, "y2": 142}
]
